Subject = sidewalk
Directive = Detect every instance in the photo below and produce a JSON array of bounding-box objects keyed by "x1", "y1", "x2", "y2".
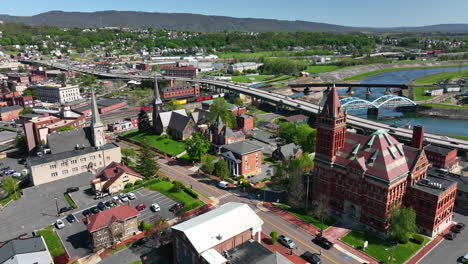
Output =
[
  {"x1": 263, "y1": 202, "x2": 320, "y2": 235},
  {"x1": 260, "y1": 233, "x2": 308, "y2": 264}
]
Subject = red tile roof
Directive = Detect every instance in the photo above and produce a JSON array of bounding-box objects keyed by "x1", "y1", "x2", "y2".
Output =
[{"x1": 86, "y1": 205, "x2": 139, "y2": 232}]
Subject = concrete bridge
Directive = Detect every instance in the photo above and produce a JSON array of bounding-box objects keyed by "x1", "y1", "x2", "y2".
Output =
[
  {"x1": 22, "y1": 59, "x2": 468, "y2": 153},
  {"x1": 289, "y1": 82, "x2": 408, "y2": 96}
]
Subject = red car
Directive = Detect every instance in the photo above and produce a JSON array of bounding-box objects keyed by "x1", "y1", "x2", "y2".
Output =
[{"x1": 135, "y1": 203, "x2": 146, "y2": 211}]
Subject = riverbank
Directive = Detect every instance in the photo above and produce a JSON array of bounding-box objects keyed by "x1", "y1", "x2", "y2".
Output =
[
  {"x1": 416, "y1": 105, "x2": 468, "y2": 120},
  {"x1": 412, "y1": 70, "x2": 468, "y2": 85},
  {"x1": 319, "y1": 60, "x2": 468, "y2": 81}
]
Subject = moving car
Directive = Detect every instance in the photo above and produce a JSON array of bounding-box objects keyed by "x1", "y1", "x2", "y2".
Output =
[
  {"x1": 451, "y1": 223, "x2": 465, "y2": 233},
  {"x1": 278, "y1": 235, "x2": 295, "y2": 249},
  {"x1": 218, "y1": 181, "x2": 229, "y2": 189},
  {"x1": 66, "y1": 187, "x2": 79, "y2": 193},
  {"x1": 132, "y1": 237, "x2": 149, "y2": 248},
  {"x1": 119, "y1": 193, "x2": 129, "y2": 202},
  {"x1": 135, "y1": 203, "x2": 146, "y2": 211},
  {"x1": 151, "y1": 203, "x2": 161, "y2": 212},
  {"x1": 169, "y1": 202, "x2": 185, "y2": 212},
  {"x1": 55, "y1": 219, "x2": 65, "y2": 229},
  {"x1": 66, "y1": 214, "x2": 76, "y2": 223},
  {"x1": 301, "y1": 251, "x2": 321, "y2": 264},
  {"x1": 313, "y1": 236, "x2": 334, "y2": 249},
  {"x1": 127, "y1": 192, "x2": 136, "y2": 200}
]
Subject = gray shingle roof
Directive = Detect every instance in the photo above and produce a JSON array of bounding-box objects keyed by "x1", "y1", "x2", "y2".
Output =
[
  {"x1": 222, "y1": 141, "x2": 263, "y2": 155},
  {"x1": 278, "y1": 143, "x2": 301, "y2": 158},
  {"x1": 0, "y1": 237, "x2": 48, "y2": 264},
  {"x1": 424, "y1": 144, "x2": 454, "y2": 156},
  {"x1": 47, "y1": 127, "x2": 93, "y2": 154},
  {"x1": 168, "y1": 112, "x2": 190, "y2": 133},
  {"x1": 0, "y1": 105, "x2": 22, "y2": 113}
]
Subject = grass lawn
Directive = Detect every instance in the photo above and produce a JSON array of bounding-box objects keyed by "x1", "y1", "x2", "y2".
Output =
[
  {"x1": 130, "y1": 261, "x2": 142, "y2": 264},
  {"x1": 0, "y1": 192, "x2": 21, "y2": 206},
  {"x1": 341, "y1": 231, "x2": 429, "y2": 264},
  {"x1": 442, "y1": 134, "x2": 468, "y2": 140},
  {"x1": 108, "y1": 243, "x2": 131, "y2": 255},
  {"x1": 217, "y1": 51, "x2": 289, "y2": 59},
  {"x1": 263, "y1": 156, "x2": 276, "y2": 164},
  {"x1": 421, "y1": 103, "x2": 468, "y2": 109},
  {"x1": 148, "y1": 181, "x2": 204, "y2": 211},
  {"x1": 64, "y1": 193, "x2": 78, "y2": 208},
  {"x1": 36, "y1": 226, "x2": 66, "y2": 257},
  {"x1": 411, "y1": 70, "x2": 468, "y2": 85},
  {"x1": 345, "y1": 64, "x2": 468, "y2": 81},
  {"x1": 412, "y1": 86, "x2": 435, "y2": 101},
  {"x1": 231, "y1": 75, "x2": 274, "y2": 83},
  {"x1": 123, "y1": 130, "x2": 186, "y2": 156},
  {"x1": 276, "y1": 204, "x2": 334, "y2": 230},
  {"x1": 264, "y1": 75, "x2": 293, "y2": 83},
  {"x1": 305, "y1": 65, "x2": 343, "y2": 73}
]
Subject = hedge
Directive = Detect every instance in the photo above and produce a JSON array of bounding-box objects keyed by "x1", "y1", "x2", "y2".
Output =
[{"x1": 184, "y1": 188, "x2": 199, "y2": 199}]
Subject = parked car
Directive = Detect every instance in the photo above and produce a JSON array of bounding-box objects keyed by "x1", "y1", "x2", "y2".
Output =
[
  {"x1": 119, "y1": 193, "x2": 129, "y2": 202},
  {"x1": 59, "y1": 206, "x2": 73, "y2": 214},
  {"x1": 82, "y1": 209, "x2": 91, "y2": 217},
  {"x1": 94, "y1": 193, "x2": 109, "y2": 199},
  {"x1": 313, "y1": 236, "x2": 334, "y2": 249},
  {"x1": 451, "y1": 223, "x2": 465, "y2": 233},
  {"x1": 97, "y1": 202, "x2": 107, "y2": 211},
  {"x1": 105, "y1": 201, "x2": 114, "y2": 208},
  {"x1": 66, "y1": 214, "x2": 76, "y2": 223},
  {"x1": 151, "y1": 203, "x2": 161, "y2": 212},
  {"x1": 17, "y1": 158, "x2": 26, "y2": 164},
  {"x1": 55, "y1": 219, "x2": 65, "y2": 229},
  {"x1": 445, "y1": 232, "x2": 457, "y2": 240},
  {"x1": 278, "y1": 235, "x2": 295, "y2": 249},
  {"x1": 12, "y1": 172, "x2": 22, "y2": 178},
  {"x1": 90, "y1": 207, "x2": 100, "y2": 214},
  {"x1": 132, "y1": 237, "x2": 149, "y2": 248},
  {"x1": 169, "y1": 202, "x2": 185, "y2": 212},
  {"x1": 5, "y1": 170, "x2": 16, "y2": 175},
  {"x1": 66, "y1": 187, "x2": 79, "y2": 193},
  {"x1": 135, "y1": 203, "x2": 146, "y2": 211},
  {"x1": 112, "y1": 196, "x2": 120, "y2": 203},
  {"x1": 127, "y1": 192, "x2": 136, "y2": 200},
  {"x1": 463, "y1": 253, "x2": 468, "y2": 264},
  {"x1": 301, "y1": 251, "x2": 321, "y2": 264}
]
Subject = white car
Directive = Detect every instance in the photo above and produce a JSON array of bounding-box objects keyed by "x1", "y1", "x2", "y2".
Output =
[
  {"x1": 127, "y1": 192, "x2": 136, "y2": 200},
  {"x1": 55, "y1": 219, "x2": 65, "y2": 229},
  {"x1": 151, "y1": 203, "x2": 161, "y2": 212},
  {"x1": 112, "y1": 196, "x2": 120, "y2": 203},
  {"x1": 119, "y1": 193, "x2": 129, "y2": 202}
]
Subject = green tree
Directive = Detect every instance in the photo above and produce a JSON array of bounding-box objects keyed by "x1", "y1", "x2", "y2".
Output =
[
  {"x1": 233, "y1": 97, "x2": 243, "y2": 106},
  {"x1": 214, "y1": 159, "x2": 230, "y2": 179},
  {"x1": 201, "y1": 161, "x2": 215, "y2": 175},
  {"x1": 57, "y1": 72, "x2": 66, "y2": 85},
  {"x1": 20, "y1": 107, "x2": 33, "y2": 115},
  {"x1": 2, "y1": 177, "x2": 18, "y2": 198},
  {"x1": 185, "y1": 133, "x2": 210, "y2": 162},
  {"x1": 270, "y1": 231, "x2": 278, "y2": 244},
  {"x1": 121, "y1": 147, "x2": 137, "y2": 164},
  {"x1": 22, "y1": 89, "x2": 38, "y2": 100},
  {"x1": 136, "y1": 142, "x2": 160, "y2": 178},
  {"x1": 164, "y1": 99, "x2": 183, "y2": 111},
  {"x1": 58, "y1": 125, "x2": 74, "y2": 132},
  {"x1": 152, "y1": 64, "x2": 160, "y2": 72},
  {"x1": 170, "y1": 180, "x2": 185, "y2": 193},
  {"x1": 208, "y1": 98, "x2": 237, "y2": 128},
  {"x1": 138, "y1": 109, "x2": 151, "y2": 132},
  {"x1": 15, "y1": 135, "x2": 27, "y2": 153},
  {"x1": 387, "y1": 204, "x2": 418, "y2": 243},
  {"x1": 278, "y1": 123, "x2": 316, "y2": 153}
]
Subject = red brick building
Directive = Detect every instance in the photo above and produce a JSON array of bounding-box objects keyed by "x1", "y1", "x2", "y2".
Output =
[
  {"x1": 7, "y1": 74, "x2": 29, "y2": 84},
  {"x1": 0, "y1": 105, "x2": 23, "y2": 121},
  {"x1": 424, "y1": 145, "x2": 459, "y2": 170},
  {"x1": 161, "y1": 66, "x2": 198, "y2": 78},
  {"x1": 29, "y1": 74, "x2": 45, "y2": 83},
  {"x1": 236, "y1": 114, "x2": 254, "y2": 131},
  {"x1": 221, "y1": 141, "x2": 263, "y2": 176},
  {"x1": 312, "y1": 85, "x2": 457, "y2": 237},
  {"x1": 162, "y1": 83, "x2": 200, "y2": 100},
  {"x1": 207, "y1": 115, "x2": 245, "y2": 151}
]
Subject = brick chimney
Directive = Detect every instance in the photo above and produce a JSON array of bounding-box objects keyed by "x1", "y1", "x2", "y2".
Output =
[{"x1": 411, "y1": 125, "x2": 425, "y2": 149}]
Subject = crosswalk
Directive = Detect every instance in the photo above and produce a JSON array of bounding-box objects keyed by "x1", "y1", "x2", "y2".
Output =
[{"x1": 216, "y1": 193, "x2": 232, "y2": 200}]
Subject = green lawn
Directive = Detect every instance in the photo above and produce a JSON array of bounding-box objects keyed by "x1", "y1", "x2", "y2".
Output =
[
  {"x1": 442, "y1": 134, "x2": 468, "y2": 140},
  {"x1": 123, "y1": 130, "x2": 186, "y2": 156},
  {"x1": 217, "y1": 51, "x2": 289, "y2": 59},
  {"x1": 412, "y1": 70, "x2": 468, "y2": 85},
  {"x1": 305, "y1": 65, "x2": 343, "y2": 73},
  {"x1": 421, "y1": 103, "x2": 468, "y2": 109},
  {"x1": 276, "y1": 204, "x2": 334, "y2": 230},
  {"x1": 108, "y1": 243, "x2": 131, "y2": 255},
  {"x1": 36, "y1": 226, "x2": 66, "y2": 257},
  {"x1": 231, "y1": 75, "x2": 274, "y2": 83},
  {"x1": 264, "y1": 75, "x2": 293, "y2": 83},
  {"x1": 130, "y1": 260, "x2": 142, "y2": 264},
  {"x1": 341, "y1": 231, "x2": 429, "y2": 264},
  {"x1": 148, "y1": 181, "x2": 204, "y2": 211},
  {"x1": 0, "y1": 192, "x2": 21, "y2": 206},
  {"x1": 345, "y1": 64, "x2": 468, "y2": 81},
  {"x1": 412, "y1": 86, "x2": 436, "y2": 101},
  {"x1": 64, "y1": 193, "x2": 78, "y2": 208}
]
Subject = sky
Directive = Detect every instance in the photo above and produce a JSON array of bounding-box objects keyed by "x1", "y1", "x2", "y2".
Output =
[{"x1": 1, "y1": 0, "x2": 468, "y2": 27}]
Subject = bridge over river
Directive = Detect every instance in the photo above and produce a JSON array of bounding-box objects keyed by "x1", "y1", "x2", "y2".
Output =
[{"x1": 21, "y1": 59, "x2": 468, "y2": 153}]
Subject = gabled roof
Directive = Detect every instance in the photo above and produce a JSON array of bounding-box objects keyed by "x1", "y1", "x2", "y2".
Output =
[
  {"x1": 95, "y1": 162, "x2": 144, "y2": 190},
  {"x1": 221, "y1": 151, "x2": 240, "y2": 163},
  {"x1": 0, "y1": 236, "x2": 49, "y2": 264},
  {"x1": 172, "y1": 202, "x2": 263, "y2": 254},
  {"x1": 158, "y1": 109, "x2": 186, "y2": 128},
  {"x1": 277, "y1": 143, "x2": 302, "y2": 159},
  {"x1": 168, "y1": 112, "x2": 191, "y2": 132},
  {"x1": 87, "y1": 205, "x2": 139, "y2": 232},
  {"x1": 222, "y1": 141, "x2": 263, "y2": 156}
]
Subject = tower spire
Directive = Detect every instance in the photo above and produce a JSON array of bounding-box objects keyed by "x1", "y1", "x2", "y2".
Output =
[
  {"x1": 91, "y1": 86, "x2": 102, "y2": 128},
  {"x1": 152, "y1": 72, "x2": 163, "y2": 129},
  {"x1": 321, "y1": 81, "x2": 342, "y2": 117}
]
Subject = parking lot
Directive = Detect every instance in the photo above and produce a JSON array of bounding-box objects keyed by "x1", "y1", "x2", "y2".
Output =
[{"x1": 56, "y1": 188, "x2": 177, "y2": 259}]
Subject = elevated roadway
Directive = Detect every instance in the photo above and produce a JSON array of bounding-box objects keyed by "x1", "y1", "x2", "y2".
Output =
[{"x1": 23, "y1": 60, "x2": 468, "y2": 153}]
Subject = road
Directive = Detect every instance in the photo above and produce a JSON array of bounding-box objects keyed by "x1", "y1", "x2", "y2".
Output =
[{"x1": 155, "y1": 156, "x2": 359, "y2": 264}]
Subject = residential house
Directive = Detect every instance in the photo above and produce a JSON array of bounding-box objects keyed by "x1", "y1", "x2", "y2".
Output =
[
  {"x1": 171, "y1": 202, "x2": 263, "y2": 264},
  {"x1": 221, "y1": 141, "x2": 263, "y2": 176},
  {"x1": 272, "y1": 143, "x2": 302, "y2": 161},
  {"x1": 0, "y1": 236, "x2": 53, "y2": 264},
  {"x1": 86, "y1": 205, "x2": 139, "y2": 252},
  {"x1": 91, "y1": 162, "x2": 144, "y2": 194}
]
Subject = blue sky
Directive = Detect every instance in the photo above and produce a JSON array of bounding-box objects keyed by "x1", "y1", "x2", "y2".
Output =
[{"x1": 2, "y1": 0, "x2": 468, "y2": 27}]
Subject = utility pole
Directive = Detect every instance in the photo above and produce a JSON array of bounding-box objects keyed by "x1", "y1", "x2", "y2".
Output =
[
  {"x1": 305, "y1": 175, "x2": 310, "y2": 213},
  {"x1": 54, "y1": 196, "x2": 59, "y2": 216}
]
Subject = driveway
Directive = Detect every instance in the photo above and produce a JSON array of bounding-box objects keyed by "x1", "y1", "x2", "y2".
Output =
[
  {"x1": 420, "y1": 212, "x2": 468, "y2": 264},
  {"x1": 0, "y1": 172, "x2": 95, "y2": 242},
  {"x1": 56, "y1": 188, "x2": 177, "y2": 259}
]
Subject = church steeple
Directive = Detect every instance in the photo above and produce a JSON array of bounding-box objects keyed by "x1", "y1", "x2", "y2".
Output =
[
  {"x1": 91, "y1": 87, "x2": 105, "y2": 147},
  {"x1": 152, "y1": 73, "x2": 163, "y2": 128}
]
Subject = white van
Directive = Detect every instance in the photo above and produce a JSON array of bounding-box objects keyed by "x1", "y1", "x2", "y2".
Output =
[{"x1": 218, "y1": 181, "x2": 229, "y2": 189}]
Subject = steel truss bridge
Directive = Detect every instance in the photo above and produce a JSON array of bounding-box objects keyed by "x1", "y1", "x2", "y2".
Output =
[{"x1": 340, "y1": 95, "x2": 417, "y2": 110}]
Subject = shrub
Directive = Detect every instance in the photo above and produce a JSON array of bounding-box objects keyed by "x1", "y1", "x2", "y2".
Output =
[
  {"x1": 399, "y1": 236, "x2": 409, "y2": 244},
  {"x1": 124, "y1": 183, "x2": 134, "y2": 189},
  {"x1": 201, "y1": 161, "x2": 215, "y2": 175},
  {"x1": 412, "y1": 234, "x2": 425, "y2": 244},
  {"x1": 170, "y1": 180, "x2": 185, "y2": 193},
  {"x1": 184, "y1": 188, "x2": 199, "y2": 198},
  {"x1": 239, "y1": 178, "x2": 250, "y2": 187},
  {"x1": 162, "y1": 177, "x2": 170, "y2": 182},
  {"x1": 270, "y1": 231, "x2": 278, "y2": 243},
  {"x1": 235, "y1": 175, "x2": 245, "y2": 181},
  {"x1": 138, "y1": 221, "x2": 151, "y2": 231},
  {"x1": 134, "y1": 180, "x2": 143, "y2": 186}
]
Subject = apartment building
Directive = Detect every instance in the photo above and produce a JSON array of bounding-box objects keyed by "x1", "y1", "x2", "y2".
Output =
[{"x1": 37, "y1": 84, "x2": 81, "y2": 104}]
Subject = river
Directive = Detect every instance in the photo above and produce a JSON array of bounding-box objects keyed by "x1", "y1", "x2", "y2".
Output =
[{"x1": 340, "y1": 66, "x2": 468, "y2": 137}]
